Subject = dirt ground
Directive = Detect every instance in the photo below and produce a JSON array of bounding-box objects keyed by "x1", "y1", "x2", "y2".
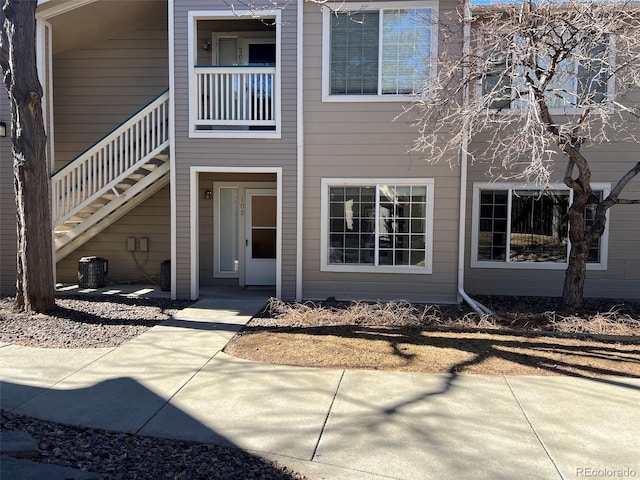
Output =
[
  {"x1": 2, "y1": 294, "x2": 638, "y2": 379},
  {"x1": 224, "y1": 296, "x2": 640, "y2": 378}
]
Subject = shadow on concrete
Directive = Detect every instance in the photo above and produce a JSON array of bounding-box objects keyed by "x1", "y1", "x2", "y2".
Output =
[{"x1": 0, "y1": 378, "x2": 301, "y2": 479}]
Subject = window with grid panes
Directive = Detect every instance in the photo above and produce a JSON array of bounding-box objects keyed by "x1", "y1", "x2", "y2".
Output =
[
  {"x1": 328, "y1": 184, "x2": 429, "y2": 267},
  {"x1": 476, "y1": 187, "x2": 604, "y2": 265}
]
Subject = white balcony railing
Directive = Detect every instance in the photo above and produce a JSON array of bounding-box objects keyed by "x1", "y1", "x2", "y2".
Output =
[{"x1": 194, "y1": 66, "x2": 276, "y2": 129}]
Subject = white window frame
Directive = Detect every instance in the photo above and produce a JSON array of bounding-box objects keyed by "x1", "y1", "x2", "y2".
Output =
[
  {"x1": 188, "y1": 10, "x2": 281, "y2": 139},
  {"x1": 477, "y1": 36, "x2": 616, "y2": 115},
  {"x1": 471, "y1": 182, "x2": 610, "y2": 270},
  {"x1": 321, "y1": 2, "x2": 438, "y2": 103},
  {"x1": 321, "y1": 178, "x2": 435, "y2": 273}
]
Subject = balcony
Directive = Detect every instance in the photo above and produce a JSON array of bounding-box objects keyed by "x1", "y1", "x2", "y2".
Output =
[{"x1": 194, "y1": 66, "x2": 276, "y2": 132}]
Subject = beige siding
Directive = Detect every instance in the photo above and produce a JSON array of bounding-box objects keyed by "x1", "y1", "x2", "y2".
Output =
[
  {"x1": 56, "y1": 187, "x2": 171, "y2": 284},
  {"x1": 300, "y1": 1, "x2": 460, "y2": 303},
  {"x1": 173, "y1": 0, "x2": 299, "y2": 299},
  {"x1": 464, "y1": 137, "x2": 640, "y2": 299},
  {"x1": 0, "y1": 94, "x2": 15, "y2": 296},
  {"x1": 50, "y1": 9, "x2": 171, "y2": 286},
  {"x1": 52, "y1": 12, "x2": 169, "y2": 169}
]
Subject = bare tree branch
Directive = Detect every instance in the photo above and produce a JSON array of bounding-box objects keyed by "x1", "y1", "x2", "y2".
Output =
[
  {"x1": 0, "y1": 1, "x2": 10, "y2": 74},
  {"x1": 404, "y1": 0, "x2": 640, "y2": 309}
]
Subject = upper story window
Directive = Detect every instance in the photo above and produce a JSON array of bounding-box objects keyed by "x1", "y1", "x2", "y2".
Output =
[
  {"x1": 321, "y1": 178, "x2": 434, "y2": 273},
  {"x1": 322, "y1": 3, "x2": 437, "y2": 102},
  {"x1": 471, "y1": 183, "x2": 610, "y2": 270},
  {"x1": 480, "y1": 36, "x2": 613, "y2": 113}
]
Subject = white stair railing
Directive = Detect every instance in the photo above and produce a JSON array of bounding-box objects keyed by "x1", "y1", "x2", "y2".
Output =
[{"x1": 51, "y1": 90, "x2": 170, "y2": 226}]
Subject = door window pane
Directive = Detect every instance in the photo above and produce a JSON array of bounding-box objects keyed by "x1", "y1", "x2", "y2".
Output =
[
  {"x1": 252, "y1": 229, "x2": 276, "y2": 259},
  {"x1": 252, "y1": 195, "x2": 276, "y2": 227}
]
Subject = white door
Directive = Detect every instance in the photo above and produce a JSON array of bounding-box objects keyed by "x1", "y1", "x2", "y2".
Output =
[{"x1": 245, "y1": 189, "x2": 277, "y2": 285}]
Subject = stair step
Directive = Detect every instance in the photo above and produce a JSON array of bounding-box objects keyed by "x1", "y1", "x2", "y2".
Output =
[
  {"x1": 154, "y1": 153, "x2": 169, "y2": 161},
  {"x1": 128, "y1": 168, "x2": 151, "y2": 181},
  {"x1": 79, "y1": 206, "x2": 101, "y2": 215},
  {"x1": 72, "y1": 212, "x2": 92, "y2": 219},
  {"x1": 144, "y1": 157, "x2": 167, "y2": 170},
  {"x1": 116, "y1": 178, "x2": 137, "y2": 190}
]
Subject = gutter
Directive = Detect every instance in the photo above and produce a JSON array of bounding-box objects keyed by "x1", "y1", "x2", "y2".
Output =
[{"x1": 457, "y1": 0, "x2": 493, "y2": 317}]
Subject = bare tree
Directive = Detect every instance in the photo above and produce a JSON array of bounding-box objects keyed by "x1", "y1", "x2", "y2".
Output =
[
  {"x1": 0, "y1": 0, "x2": 54, "y2": 312},
  {"x1": 407, "y1": 0, "x2": 640, "y2": 310}
]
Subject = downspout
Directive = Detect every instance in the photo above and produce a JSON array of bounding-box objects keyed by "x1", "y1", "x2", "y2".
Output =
[
  {"x1": 457, "y1": 0, "x2": 492, "y2": 316},
  {"x1": 168, "y1": 0, "x2": 177, "y2": 299},
  {"x1": 295, "y1": 0, "x2": 304, "y2": 301}
]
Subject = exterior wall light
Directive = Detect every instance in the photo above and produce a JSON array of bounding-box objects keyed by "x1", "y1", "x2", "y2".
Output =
[
  {"x1": 0, "y1": 122, "x2": 6, "y2": 137},
  {"x1": 204, "y1": 189, "x2": 213, "y2": 200}
]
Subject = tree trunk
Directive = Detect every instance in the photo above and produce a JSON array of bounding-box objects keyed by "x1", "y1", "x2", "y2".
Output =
[
  {"x1": 0, "y1": 0, "x2": 55, "y2": 312},
  {"x1": 561, "y1": 188, "x2": 591, "y2": 311},
  {"x1": 561, "y1": 238, "x2": 590, "y2": 311}
]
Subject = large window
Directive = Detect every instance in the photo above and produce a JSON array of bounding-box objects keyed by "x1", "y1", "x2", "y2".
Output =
[
  {"x1": 323, "y1": 3, "x2": 436, "y2": 101},
  {"x1": 480, "y1": 38, "x2": 612, "y2": 111},
  {"x1": 471, "y1": 183, "x2": 609, "y2": 269},
  {"x1": 321, "y1": 179, "x2": 434, "y2": 273}
]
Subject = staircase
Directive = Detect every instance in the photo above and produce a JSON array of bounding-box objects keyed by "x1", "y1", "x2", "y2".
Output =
[{"x1": 52, "y1": 91, "x2": 170, "y2": 261}]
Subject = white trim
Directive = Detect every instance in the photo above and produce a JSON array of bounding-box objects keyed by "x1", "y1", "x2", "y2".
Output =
[
  {"x1": 36, "y1": 19, "x2": 55, "y2": 171},
  {"x1": 470, "y1": 182, "x2": 610, "y2": 270},
  {"x1": 321, "y1": 1, "x2": 438, "y2": 103},
  {"x1": 190, "y1": 171, "x2": 199, "y2": 299},
  {"x1": 188, "y1": 10, "x2": 282, "y2": 138},
  {"x1": 296, "y1": 0, "x2": 304, "y2": 301},
  {"x1": 169, "y1": 0, "x2": 177, "y2": 299},
  {"x1": 320, "y1": 178, "x2": 435, "y2": 274},
  {"x1": 36, "y1": 0, "x2": 98, "y2": 19},
  {"x1": 189, "y1": 131, "x2": 282, "y2": 139},
  {"x1": 190, "y1": 167, "x2": 283, "y2": 300}
]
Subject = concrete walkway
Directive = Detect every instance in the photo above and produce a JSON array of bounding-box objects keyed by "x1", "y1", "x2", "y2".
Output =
[{"x1": 1, "y1": 291, "x2": 639, "y2": 480}]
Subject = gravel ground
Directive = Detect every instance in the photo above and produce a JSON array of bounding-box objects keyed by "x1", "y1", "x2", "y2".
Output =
[
  {"x1": 1, "y1": 411, "x2": 306, "y2": 480},
  {"x1": 0, "y1": 295, "x2": 307, "y2": 480},
  {"x1": 0, "y1": 295, "x2": 194, "y2": 348}
]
